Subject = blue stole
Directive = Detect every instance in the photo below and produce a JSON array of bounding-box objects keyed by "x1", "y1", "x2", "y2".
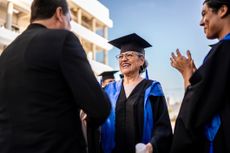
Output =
[
  {"x1": 204, "y1": 115, "x2": 221, "y2": 153},
  {"x1": 204, "y1": 33, "x2": 230, "y2": 153},
  {"x1": 101, "y1": 80, "x2": 164, "y2": 153},
  {"x1": 224, "y1": 33, "x2": 230, "y2": 40}
]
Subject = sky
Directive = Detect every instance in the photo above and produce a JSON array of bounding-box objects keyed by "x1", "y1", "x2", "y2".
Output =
[{"x1": 98, "y1": 0, "x2": 217, "y2": 104}]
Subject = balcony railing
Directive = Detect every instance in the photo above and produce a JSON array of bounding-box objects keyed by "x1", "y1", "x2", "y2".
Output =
[{"x1": 71, "y1": 21, "x2": 112, "y2": 51}]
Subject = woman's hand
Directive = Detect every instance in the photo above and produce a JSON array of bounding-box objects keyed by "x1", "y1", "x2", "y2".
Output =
[{"x1": 145, "y1": 143, "x2": 153, "y2": 153}]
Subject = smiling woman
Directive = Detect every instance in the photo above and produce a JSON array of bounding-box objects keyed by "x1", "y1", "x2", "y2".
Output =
[
  {"x1": 100, "y1": 33, "x2": 172, "y2": 153},
  {"x1": 100, "y1": 0, "x2": 217, "y2": 108},
  {"x1": 109, "y1": 33, "x2": 150, "y2": 77}
]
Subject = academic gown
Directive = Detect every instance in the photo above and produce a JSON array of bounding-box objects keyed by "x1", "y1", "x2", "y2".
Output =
[
  {"x1": 87, "y1": 125, "x2": 101, "y2": 153},
  {"x1": 105, "y1": 79, "x2": 172, "y2": 153},
  {"x1": 170, "y1": 37, "x2": 230, "y2": 153}
]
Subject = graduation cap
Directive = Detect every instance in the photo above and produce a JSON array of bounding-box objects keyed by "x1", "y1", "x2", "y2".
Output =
[
  {"x1": 108, "y1": 33, "x2": 152, "y2": 54},
  {"x1": 98, "y1": 70, "x2": 118, "y2": 82}
]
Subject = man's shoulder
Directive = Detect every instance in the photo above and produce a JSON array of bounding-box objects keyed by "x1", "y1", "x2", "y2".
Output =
[
  {"x1": 214, "y1": 39, "x2": 230, "y2": 57},
  {"x1": 221, "y1": 39, "x2": 230, "y2": 47},
  {"x1": 28, "y1": 28, "x2": 78, "y2": 46},
  {"x1": 39, "y1": 29, "x2": 74, "y2": 39}
]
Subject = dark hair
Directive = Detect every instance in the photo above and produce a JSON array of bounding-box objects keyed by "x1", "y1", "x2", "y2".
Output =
[
  {"x1": 203, "y1": 0, "x2": 230, "y2": 15},
  {"x1": 30, "y1": 0, "x2": 69, "y2": 22},
  {"x1": 139, "y1": 60, "x2": 148, "y2": 74}
]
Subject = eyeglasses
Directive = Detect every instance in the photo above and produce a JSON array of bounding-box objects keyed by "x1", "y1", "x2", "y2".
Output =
[{"x1": 115, "y1": 51, "x2": 144, "y2": 60}]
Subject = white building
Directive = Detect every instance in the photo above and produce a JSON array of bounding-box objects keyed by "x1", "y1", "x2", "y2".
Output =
[{"x1": 0, "y1": 0, "x2": 114, "y2": 74}]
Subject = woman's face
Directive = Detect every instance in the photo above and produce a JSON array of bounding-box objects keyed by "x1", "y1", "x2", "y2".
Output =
[{"x1": 117, "y1": 51, "x2": 145, "y2": 76}]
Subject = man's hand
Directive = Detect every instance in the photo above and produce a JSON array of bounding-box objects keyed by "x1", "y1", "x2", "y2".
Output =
[
  {"x1": 170, "y1": 49, "x2": 197, "y2": 88},
  {"x1": 80, "y1": 110, "x2": 87, "y2": 126}
]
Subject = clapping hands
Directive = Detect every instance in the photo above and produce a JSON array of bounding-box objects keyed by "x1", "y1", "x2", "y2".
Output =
[{"x1": 170, "y1": 49, "x2": 196, "y2": 88}]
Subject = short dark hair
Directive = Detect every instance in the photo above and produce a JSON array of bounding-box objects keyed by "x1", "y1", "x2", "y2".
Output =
[
  {"x1": 203, "y1": 0, "x2": 230, "y2": 15},
  {"x1": 30, "y1": 0, "x2": 69, "y2": 22}
]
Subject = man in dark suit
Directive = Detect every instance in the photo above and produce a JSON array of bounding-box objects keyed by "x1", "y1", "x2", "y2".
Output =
[
  {"x1": 170, "y1": 0, "x2": 230, "y2": 153},
  {"x1": 0, "y1": 0, "x2": 111, "y2": 153}
]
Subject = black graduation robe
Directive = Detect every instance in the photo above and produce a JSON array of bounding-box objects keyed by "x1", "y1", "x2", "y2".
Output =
[
  {"x1": 87, "y1": 89, "x2": 110, "y2": 153},
  {"x1": 112, "y1": 79, "x2": 172, "y2": 153},
  {"x1": 170, "y1": 39, "x2": 230, "y2": 153},
  {"x1": 87, "y1": 126, "x2": 101, "y2": 153}
]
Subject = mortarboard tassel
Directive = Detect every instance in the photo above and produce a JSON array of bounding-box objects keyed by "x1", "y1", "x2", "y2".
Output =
[{"x1": 145, "y1": 69, "x2": 149, "y2": 80}]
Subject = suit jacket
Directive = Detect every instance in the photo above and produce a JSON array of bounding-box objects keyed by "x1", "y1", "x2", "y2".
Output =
[
  {"x1": 170, "y1": 39, "x2": 230, "y2": 153},
  {"x1": 0, "y1": 24, "x2": 111, "y2": 153}
]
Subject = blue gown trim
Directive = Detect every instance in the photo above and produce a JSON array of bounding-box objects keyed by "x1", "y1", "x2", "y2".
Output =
[
  {"x1": 223, "y1": 33, "x2": 230, "y2": 40},
  {"x1": 204, "y1": 115, "x2": 221, "y2": 153},
  {"x1": 145, "y1": 69, "x2": 149, "y2": 80}
]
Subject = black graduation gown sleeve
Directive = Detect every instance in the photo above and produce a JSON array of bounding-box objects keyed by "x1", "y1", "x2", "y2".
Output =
[
  {"x1": 170, "y1": 40, "x2": 230, "y2": 153},
  {"x1": 150, "y1": 96, "x2": 173, "y2": 153},
  {"x1": 60, "y1": 32, "x2": 111, "y2": 128},
  {"x1": 87, "y1": 93, "x2": 110, "y2": 153}
]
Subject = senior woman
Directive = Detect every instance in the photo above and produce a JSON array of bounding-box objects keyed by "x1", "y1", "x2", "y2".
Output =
[{"x1": 101, "y1": 33, "x2": 172, "y2": 153}]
